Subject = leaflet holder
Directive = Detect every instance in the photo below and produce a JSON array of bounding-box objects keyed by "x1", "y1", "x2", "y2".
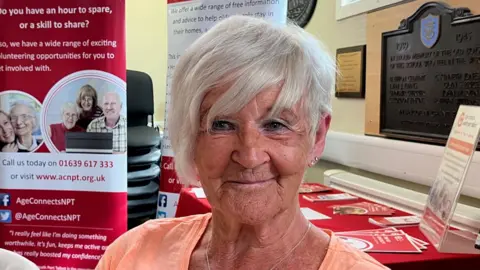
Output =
[{"x1": 419, "y1": 105, "x2": 480, "y2": 254}]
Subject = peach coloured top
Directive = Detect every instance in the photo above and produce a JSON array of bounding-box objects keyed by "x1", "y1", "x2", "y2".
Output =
[{"x1": 96, "y1": 214, "x2": 390, "y2": 270}]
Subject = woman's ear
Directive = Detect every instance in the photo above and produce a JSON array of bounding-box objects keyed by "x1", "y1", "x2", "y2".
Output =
[{"x1": 309, "y1": 114, "x2": 331, "y2": 164}]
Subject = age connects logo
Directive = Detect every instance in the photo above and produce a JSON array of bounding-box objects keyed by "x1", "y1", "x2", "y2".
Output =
[{"x1": 457, "y1": 112, "x2": 478, "y2": 129}]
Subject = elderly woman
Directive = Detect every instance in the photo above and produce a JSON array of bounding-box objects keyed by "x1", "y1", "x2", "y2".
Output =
[
  {"x1": 0, "y1": 110, "x2": 17, "y2": 152},
  {"x1": 76, "y1": 84, "x2": 103, "y2": 129},
  {"x1": 96, "y1": 16, "x2": 388, "y2": 270},
  {"x1": 10, "y1": 102, "x2": 40, "y2": 152},
  {"x1": 47, "y1": 102, "x2": 85, "y2": 152}
]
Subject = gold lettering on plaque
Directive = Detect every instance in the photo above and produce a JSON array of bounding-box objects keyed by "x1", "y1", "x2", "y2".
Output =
[{"x1": 336, "y1": 51, "x2": 362, "y2": 92}]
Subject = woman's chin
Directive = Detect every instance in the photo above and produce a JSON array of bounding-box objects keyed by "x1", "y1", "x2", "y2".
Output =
[
  {"x1": 219, "y1": 187, "x2": 281, "y2": 225},
  {"x1": 226, "y1": 204, "x2": 279, "y2": 225},
  {"x1": 15, "y1": 131, "x2": 29, "y2": 136},
  {"x1": 0, "y1": 136, "x2": 13, "y2": 143}
]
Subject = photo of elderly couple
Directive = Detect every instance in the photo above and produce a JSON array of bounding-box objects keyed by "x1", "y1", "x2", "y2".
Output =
[
  {"x1": 43, "y1": 78, "x2": 127, "y2": 154},
  {"x1": 0, "y1": 92, "x2": 43, "y2": 152}
]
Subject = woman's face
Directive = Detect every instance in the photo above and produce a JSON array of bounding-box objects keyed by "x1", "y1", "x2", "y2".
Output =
[
  {"x1": 0, "y1": 113, "x2": 15, "y2": 143},
  {"x1": 10, "y1": 104, "x2": 34, "y2": 136},
  {"x1": 80, "y1": 95, "x2": 93, "y2": 111},
  {"x1": 62, "y1": 107, "x2": 79, "y2": 129},
  {"x1": 194, "y1": 85, "x2": 329, "y2": 224}
]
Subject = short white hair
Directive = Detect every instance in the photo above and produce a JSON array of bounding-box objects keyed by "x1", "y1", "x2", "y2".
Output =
[
  {"x1": 10, "y1": 101, "x2": 38, "y2": 130},
  {"x1": 61, "y1": 102, "x2": 81, "y2": 115},
  {"x1": 103, "y1": 91, "x2": 122, "y2": 105},
  {"x1": 168, "y1": 15, "x2": 336, "y2": 184}
]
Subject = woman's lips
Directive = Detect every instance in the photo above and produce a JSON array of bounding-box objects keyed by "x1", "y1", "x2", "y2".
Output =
[{"x1": 226, "y1": 178, "x2": 275, "y2": 188}]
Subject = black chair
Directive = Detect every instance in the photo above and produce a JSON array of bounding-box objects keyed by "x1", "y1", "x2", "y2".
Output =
[{"x1": 126, "y1": 70, "x2": 162, "y2": 229}]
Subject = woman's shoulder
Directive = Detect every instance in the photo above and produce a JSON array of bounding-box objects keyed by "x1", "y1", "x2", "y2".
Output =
[
  {"x1": 114, "y1": 213, "x2": 209, "y2": 245},
  {"x1": 139, "y1": 213, "x2": 211, "y2": 234},
  {"x1": 94, "y1": 106, "x2": 104, "y2": 117},
  {"x1": 320, "y1": 231, "x2": 390, "y2": 270},
  {"x1": 49, "y1": 123, "x2": 62, "y2": 130},
  {"x1": 95, "y1": 214, "x2": 211, "y2": 269}
]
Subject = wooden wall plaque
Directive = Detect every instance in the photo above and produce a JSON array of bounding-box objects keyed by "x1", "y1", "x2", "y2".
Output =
[
  {"x1": 380, "y1": 2, "x2": 480, "y2": 146},
  {"x1": 335, "y1": 45, "x2": 366, "y2": 98}
]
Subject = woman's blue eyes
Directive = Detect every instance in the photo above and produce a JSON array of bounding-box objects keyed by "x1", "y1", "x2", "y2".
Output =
[
  {"x1": 211, "y1": 120, "x2": 234, "y2": 131},
  {"x1": 263, "y1": 121, "x2": 289, "y2": 132},
  {"x1": 210, "y1": 120, "x2": 288, "y2": 133}
]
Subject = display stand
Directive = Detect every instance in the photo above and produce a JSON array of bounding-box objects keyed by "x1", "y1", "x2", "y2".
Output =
[{"x1": 420, "y1": 105, "x2": 480, "y2": 254}]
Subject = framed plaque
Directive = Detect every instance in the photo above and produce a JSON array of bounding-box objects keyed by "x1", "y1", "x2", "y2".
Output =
[
  {"x1": 335, "y1": 45, "x2": 366, "y2": 98},
  {"x1": 379, "y1": 2, "x2": 480, "y2": 147}
]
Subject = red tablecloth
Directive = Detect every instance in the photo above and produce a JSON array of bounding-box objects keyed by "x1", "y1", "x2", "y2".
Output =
[{"x1": 175, "y1": 188, "x2": 480, "y2": 270}]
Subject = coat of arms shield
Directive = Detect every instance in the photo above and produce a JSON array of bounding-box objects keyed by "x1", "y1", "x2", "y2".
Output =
[{"x1": 421, "y1": 14, "x2": 440, "y2": 48}]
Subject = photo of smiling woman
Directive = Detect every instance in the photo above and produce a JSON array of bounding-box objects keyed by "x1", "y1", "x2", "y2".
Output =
[
  {"x1": 0, "y1": 110, "x2": 16, "y2": 152},
  {"x1": 47, "y1": 103, "x2": 85, "y2": 152},
  {"x1": 0, "y1": 91, "x2": 43, "y2": 153},
  {"x1": 76, "y1": 84, "x2": 104, "y2": 130}
]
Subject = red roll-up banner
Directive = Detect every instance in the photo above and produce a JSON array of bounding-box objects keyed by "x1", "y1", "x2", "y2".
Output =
[{"x1": 0, "y1": 1, "x2": 127, "y2": 269}]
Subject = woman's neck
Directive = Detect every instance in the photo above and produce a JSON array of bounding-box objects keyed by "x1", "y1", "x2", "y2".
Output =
[
  {"x1": 207, "y1": 204, "x2": 316, "y2": 269},
  {"x1": 18, "y1": 135, "x2": 33, "y2": 148}
]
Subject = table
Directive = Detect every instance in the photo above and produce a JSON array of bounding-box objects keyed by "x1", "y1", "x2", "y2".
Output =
[{"x1": 175, "y1": 187, "x2": 480, "y2": 270}]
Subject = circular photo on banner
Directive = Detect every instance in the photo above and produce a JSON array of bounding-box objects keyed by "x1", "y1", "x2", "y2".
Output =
[
  {"x1": 41, "y1": 70, "x2": 126, "y2": 154},
  {"x1": 0, "y1": 90, "x2": 43, "y2": 153}
]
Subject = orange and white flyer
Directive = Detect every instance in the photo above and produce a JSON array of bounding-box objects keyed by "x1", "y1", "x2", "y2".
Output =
[{"x1": 369, "y1": 216, "x2": 421, "y2": 227}]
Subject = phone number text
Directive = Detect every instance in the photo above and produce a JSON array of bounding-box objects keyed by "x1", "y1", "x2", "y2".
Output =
[{"x1": 57, "y1": 160, "x2": 114, "y2": 168}]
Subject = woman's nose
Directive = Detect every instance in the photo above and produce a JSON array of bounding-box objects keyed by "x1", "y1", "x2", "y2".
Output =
[{"x1": 231, "y1": 127, "x2": 269, "y2": 169}]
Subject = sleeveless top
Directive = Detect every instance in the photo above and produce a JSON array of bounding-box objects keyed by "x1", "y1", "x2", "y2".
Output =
[{"x1": 95, "y1": 214, "x2": 389, "y2": 270}]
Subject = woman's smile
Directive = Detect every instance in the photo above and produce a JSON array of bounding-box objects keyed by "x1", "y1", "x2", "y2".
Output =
[
  {"x1": 15, "y1": 123, "x2": 27, "y2": 133},
  {"x1": 0, "y1": 129, "x2": 13, "y2": 143},
  {"x1": 224, "y1": 178, "x2": 276, "y2": 189}
]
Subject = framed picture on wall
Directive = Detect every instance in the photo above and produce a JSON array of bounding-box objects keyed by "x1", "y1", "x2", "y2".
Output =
[
  {"x1": 336, "y1": 0, "x2": 410, "y2": 20},
  {"x1": 335, "y1": 45, "x2": 366, "y2": 98}
]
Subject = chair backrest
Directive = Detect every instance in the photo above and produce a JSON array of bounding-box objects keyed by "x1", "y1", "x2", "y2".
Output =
[
  {"x1": 126, "y1": 70, "x2": 154, "y2": 127},
  {"x1": 0, "y1": 248, "x2": 39, "y2": 270}
]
